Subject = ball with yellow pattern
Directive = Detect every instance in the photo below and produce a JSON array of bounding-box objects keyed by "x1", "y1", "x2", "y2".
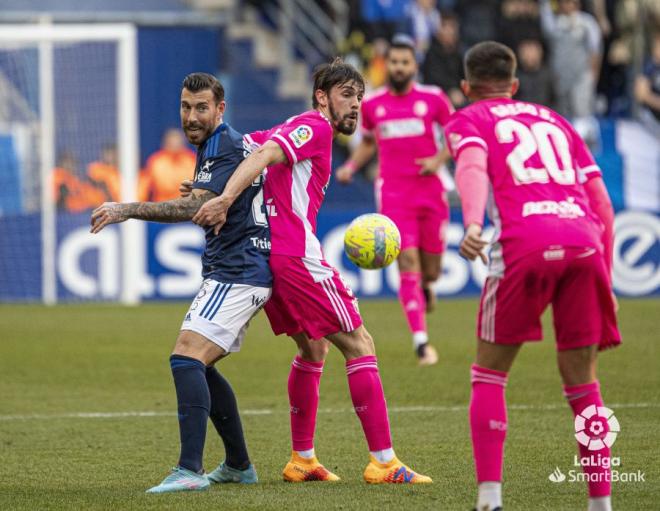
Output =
[{"x1": 344, "y1": 213, "x2": 401, "y2": 269}]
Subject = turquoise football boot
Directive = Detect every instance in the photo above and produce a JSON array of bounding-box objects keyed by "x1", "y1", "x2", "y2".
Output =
[
  {"x1": 207, "y1": 461, "x2": 258, "y2": 484},
  {"x1": 146, "y1": 466, "x2": 209, "y2": 493}
]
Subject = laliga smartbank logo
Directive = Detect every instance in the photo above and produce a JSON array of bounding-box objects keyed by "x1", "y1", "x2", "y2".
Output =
[
  {"x1": 574, "y1": 404, "x2": 619, "y2": 450},
  {"x1": 548, "y1": 405, "x2": 646, "y2": 484}
]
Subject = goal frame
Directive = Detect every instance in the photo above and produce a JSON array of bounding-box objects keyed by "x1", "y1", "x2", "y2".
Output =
[{"x1": 0, "y1": 24, "x2": 140, "y2": 304}]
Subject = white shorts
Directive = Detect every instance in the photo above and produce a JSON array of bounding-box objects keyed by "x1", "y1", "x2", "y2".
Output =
[{"x1": 181, "y1": 278, "x2": 271, "y2": 353}]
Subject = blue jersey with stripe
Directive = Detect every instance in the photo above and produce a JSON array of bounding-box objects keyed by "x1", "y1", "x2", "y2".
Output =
[{"x1": 192, "y1": 123, "x2": 271, "y2": 287}]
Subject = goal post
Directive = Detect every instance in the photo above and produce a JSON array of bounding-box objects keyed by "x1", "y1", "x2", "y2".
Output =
[{"x1": 0, "y1": 23, "x2": 141, "y2": 304}]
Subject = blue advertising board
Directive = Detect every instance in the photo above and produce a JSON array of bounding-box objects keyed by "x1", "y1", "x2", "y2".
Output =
[{"x1": 0, "y1": 208, "x2": 658, "y2": 302}]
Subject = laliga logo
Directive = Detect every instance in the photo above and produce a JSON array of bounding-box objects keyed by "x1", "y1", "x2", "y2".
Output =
[{"x1": 574, "y1": 405, "x2": 620, "y2": 451}]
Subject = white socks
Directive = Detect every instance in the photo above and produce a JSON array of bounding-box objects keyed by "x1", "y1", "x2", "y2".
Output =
[
  {"x1": 295, "y1": 448, "x2": 315, "y2": 459},
  {"x1": 588, "y1": 496, "x2": 612, "y2": 511},
  {"x1": 477, "y1": 481, "x2": 502, "y2": 510},
  {"x1": 412, "y1": 331, "x2": 429, "y2": 349},
  {"x1": 370, "y1": 448, "x2": 395, "y2": 464}
]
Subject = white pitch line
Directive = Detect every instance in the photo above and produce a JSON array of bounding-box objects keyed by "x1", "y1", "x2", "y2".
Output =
[{"x1": 0, "y1": 402, "x2": 658, "y2": 422}]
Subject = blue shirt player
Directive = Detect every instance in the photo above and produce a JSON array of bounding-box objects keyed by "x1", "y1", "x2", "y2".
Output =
[{"x1": 90, "y1": 72, "x2": 269, "y2": 492}]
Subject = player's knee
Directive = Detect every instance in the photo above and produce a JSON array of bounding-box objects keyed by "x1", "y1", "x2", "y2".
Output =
[
  {"x1": 297, "y1": 338, "x2": 329, "y2": 362},
  {"x1": 397, "y1": 250, "x2": 418, "y2": 273},
  {"x1": 351, "y1": 328, "x2": 375, "y2": 356}
]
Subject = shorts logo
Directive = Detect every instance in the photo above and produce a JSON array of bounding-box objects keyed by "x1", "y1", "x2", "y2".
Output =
[
  {"x1": 251, "y1": 294, "x2": 267, "y2": 308},
  {"x1": 289, "y1": 125, "x2": 313, "y2": 148},
  {"x1": 574, "y1": 405, "x2": 620, "y2": 450}
]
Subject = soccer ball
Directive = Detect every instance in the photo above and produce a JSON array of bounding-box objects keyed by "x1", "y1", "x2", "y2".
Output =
[{"x1": 344, "y1": 213, "x2": 401, "y2": 269}]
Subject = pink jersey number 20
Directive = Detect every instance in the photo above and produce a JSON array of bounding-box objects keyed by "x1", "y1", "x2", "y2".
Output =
[{"x1": 495, "y1": 119, "x2": 576, "y2": 186}]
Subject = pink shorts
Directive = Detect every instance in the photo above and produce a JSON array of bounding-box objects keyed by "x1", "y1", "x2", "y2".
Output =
[
  {"x1": 264, "y1": 255, "x2": 363, "y2": 339},
  {"x1": 376, "y1": 176, "x2": 448, "y2": 254},
  {"x1": 478, "y1": 247, "x2": 621, "y2": 350}
]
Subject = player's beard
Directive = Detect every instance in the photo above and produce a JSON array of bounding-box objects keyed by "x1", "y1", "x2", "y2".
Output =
[
  {"x1": 183, "y1": 122, "x2": 214, "y2": 146},
  {"x1": 329, "y1": 101, "x2": 358, "y2": 135},
  {"x1": 388, "y1": 72, "x2": 414, "y2": 93}
]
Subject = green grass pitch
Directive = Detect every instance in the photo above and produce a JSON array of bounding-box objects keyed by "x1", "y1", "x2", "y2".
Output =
[{"x1": 0, "y1": 299, "x2": 658, "y2": 510}]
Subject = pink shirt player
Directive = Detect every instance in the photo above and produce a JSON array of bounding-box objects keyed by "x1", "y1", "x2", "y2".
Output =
[
  {"x1": 361, "y1": 83, "x2": 454, "y2": 181},
  {"x1": 446, "y1": 96, "x2": 620, "y2": 350},
  {"x1": 245, "y1": 110, "x2": 333, "y2": 259},
  {"x1": 446, "y1": 97, "x2": 605, "y2": 272}
]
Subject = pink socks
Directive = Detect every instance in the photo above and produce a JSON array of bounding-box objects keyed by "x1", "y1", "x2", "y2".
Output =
[
  {"x1": 469, "y1": 364, "x2": 508, "y2": 483},
  {"x1": 288, "y1": 356, "x2": 323, "y2": 451},
  {"x1": 398, "y1": 271, "x2": 427, "y2": 337},
  {"x1": 346, "y1": 355, "x2": 393, "y2": 451},
  {"x1": 564, "y1": 381, "x2": 612, "y2": 498}
]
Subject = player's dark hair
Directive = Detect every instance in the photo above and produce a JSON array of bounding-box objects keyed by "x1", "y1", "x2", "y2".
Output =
[
  {"x1": 386, "y1": 33, "x2": 416, "y2": 58},
  {"x1": 311, "y1": 57, "x2": 365, "y2": 108},
  {"x1": 182, "y1": 72, "x2": 225, "y2": 104},
  {"x1": 464, "y1": 41, "x2": 517, "y2": 86}
]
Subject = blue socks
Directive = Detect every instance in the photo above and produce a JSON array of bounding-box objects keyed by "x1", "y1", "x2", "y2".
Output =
[
  {"x1": 206, "y1": 366, "x2": 251, "y2": 470},
  {"x1": 170, "y1": 355, "x2": 210, "y2": 473}
]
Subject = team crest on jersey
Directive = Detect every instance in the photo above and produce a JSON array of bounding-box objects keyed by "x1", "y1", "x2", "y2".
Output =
[
  {"x1": 413, "y1": 100, "x2": 428, "y2": 116},
  {"x1": 375, "y1": 105, "x2": 386, "y2": 117},
  {"x1": 289, "y1": 125, "x2": 313, "y2": 148}
]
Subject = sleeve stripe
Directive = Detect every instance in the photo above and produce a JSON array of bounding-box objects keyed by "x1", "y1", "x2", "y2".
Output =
[
  {"x1": 578, "y1": 164, "x2": 600, "y2": 174},
  {"x1": 272, "y1": 133, "x2": 298, "y2": 164},
  {"x1": 455, "y1": 136, "x2": 488, "y2": 153}
]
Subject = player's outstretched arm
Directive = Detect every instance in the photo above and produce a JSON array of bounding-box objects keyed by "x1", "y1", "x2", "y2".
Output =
[
  {"x1": 90, "y1": 189, "x2": 216, "y2": 234},
  {"x1": 193, "y1": 140, "x2": 287, "y2": 234}
]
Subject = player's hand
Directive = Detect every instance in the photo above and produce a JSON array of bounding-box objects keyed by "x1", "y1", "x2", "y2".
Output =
[
  {"x1": 90, "y1": 202, "x2": 128, "y2": 234},
  {"x1": 335, "y1": 164, "x2": 354, "y2": 184},
  {"x1": 416, "y1": 155, "x2": 443, "y2": 175},
  {"x1": 460, "y1": 223, "x2": 488, "y2": 264},
  {"x1": 192, "y1": 195, "x2": 230, "y2": 235},
  {"x1": 612, "y1": 292, "x2": 619, "y2": 313},
  {"x1": 179, "y1": 179, "x2": 194, "y2": 197}
]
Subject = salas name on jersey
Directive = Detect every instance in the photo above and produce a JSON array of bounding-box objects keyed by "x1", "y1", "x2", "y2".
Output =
[
  {"x1": 192, "y1": 123, "x2": 271, "y2": 287},
  {"x1": 445, "y1": 98, "x2": 605, "y2": 268}
]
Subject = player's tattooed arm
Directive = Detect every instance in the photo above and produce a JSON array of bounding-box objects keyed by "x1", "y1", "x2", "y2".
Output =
[{"x1": 90, "y1": 189, "x2": 217, "y2": 233}]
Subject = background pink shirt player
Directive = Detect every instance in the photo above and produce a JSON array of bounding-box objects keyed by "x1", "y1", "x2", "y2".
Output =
[
  {"x1": 193, "y1": 58, "x2": 432, "y2": 485},
  {"x1": 336, "y1": 35, "x2": 455, "y2": 366},
  {"x1": 445, "y1": 41, "x2": 620, "y2": 511}
]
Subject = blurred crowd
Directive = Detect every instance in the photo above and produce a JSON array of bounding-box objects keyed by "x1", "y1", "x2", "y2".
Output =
[
  {"x1": 53, "y1": 128, "x2": 196, "y2": 212},
  {"x1": 340, "y1": 0, "x2": 660, "y2": 144},
  {"x1": 54, "y1": 0, "x2": 660, "y2": 210}
]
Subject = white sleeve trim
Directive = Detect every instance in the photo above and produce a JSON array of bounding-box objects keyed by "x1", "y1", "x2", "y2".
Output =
[
  {"x1": 577, "y1": 164, "x2": 601, "y2": 183},
  {"x1": 272, "y1": 133, "x2": 298, "y2": 164},
  {"x1": 455, "y1": 136, "x2": 488, "y2": 153}
]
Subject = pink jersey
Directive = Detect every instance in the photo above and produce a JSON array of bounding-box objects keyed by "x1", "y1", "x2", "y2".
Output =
[
  {"x1": 361, "y1": 83, "x2": 454, "y2": 181},
  {"x1": 445, "y1": 98, "x2": 604, "y2": 267},
  {"x1": 246, "y1": 110, "x2": 333, "y2": 258}
]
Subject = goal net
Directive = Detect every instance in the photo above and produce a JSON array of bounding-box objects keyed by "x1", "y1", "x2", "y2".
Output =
[{"x1": 0, "y1": 24, "x2": 141, "y2": 304}]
